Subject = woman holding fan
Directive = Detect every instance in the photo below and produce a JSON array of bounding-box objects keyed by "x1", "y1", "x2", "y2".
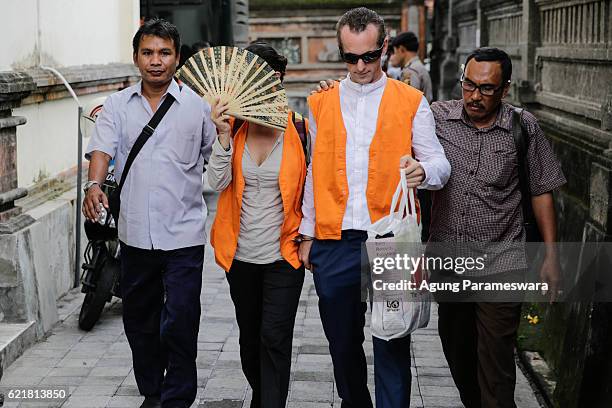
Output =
[{"x1": 207, "y1": 42, "x2": 307, "y2": 408}]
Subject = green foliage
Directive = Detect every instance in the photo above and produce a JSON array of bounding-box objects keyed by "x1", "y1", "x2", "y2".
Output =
[{"x1": 517, "y1": 303, "x2": 546, "y2": 351}]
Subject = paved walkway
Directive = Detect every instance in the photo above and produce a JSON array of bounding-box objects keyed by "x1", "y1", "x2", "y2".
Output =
[{"x1": 0, "y1": 194, "x2": 542, "y2": 407}]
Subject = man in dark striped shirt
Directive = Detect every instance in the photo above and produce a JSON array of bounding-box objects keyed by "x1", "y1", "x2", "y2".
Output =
[{"x1": 430, "y1": 48, "x2": 566, "y2": 408}]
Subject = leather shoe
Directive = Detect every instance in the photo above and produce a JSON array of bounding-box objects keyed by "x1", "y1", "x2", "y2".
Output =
[{"x1": 139, "y1": 396, "x2": 161, "y2": 408}]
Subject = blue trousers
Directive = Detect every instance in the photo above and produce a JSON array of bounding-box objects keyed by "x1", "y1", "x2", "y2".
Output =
[
  {"x1": 120, "y1": 243, "x2": 204, "y2": 408},
  {"x1": 310, "y1": 230, "x2": 412, "y2": 408}
]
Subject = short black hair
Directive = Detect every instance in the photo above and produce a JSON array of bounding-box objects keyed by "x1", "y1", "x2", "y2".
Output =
[
  {"x1": 192, "y1": 41, "x2": 210, "y2": 51},
  {"x1": 465, "y1": 47, "x2": 512, "y2": 85},
  {"x1": 132, "y1": 18, "x2": 181, "y2": 55},
  {"x1": 392, "y1": 31, "x2": 419, "y2": 52},
  {"x1": 336, "y1": 7, "x2": 386, "y2": 51},
  {"x1": 246, "y1": 41, "x2": 288, "y2": 81}
]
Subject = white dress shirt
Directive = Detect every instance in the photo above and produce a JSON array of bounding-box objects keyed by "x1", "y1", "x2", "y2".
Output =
[{"x1": 299, "y1": 74, "x2": 450, "y2": 237}]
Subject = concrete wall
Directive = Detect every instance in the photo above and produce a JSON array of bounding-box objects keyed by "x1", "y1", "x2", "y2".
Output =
[
  {"x1": 13, "y1": 92, "x2": 114, "y2": 188},
  {"x1": 0, "y1": 1, "x2": 139, "y2": 348},
  {"x1": 0, "y1": 187, "x2": 86, "y2": 336},
  {"x1": 0, "y1": 0, "x2": 139, "y2": 71},
  {"x1": 0, "y1": 0, "x2": 140, "y2": 188}
]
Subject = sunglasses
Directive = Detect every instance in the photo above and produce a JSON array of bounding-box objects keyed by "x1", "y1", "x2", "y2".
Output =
[{"x1": 339, "y1": 43, "x2": 385, "y2": 64}]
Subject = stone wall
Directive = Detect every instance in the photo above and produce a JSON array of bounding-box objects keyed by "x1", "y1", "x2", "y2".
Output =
[{"x1": 431, "y1": 0, "x2": 612, "y2": 406}]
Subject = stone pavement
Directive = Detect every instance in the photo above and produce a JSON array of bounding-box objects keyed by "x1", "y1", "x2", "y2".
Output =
[{"x1": 0, "y1": 193, "x2": 542, "y2": 407}]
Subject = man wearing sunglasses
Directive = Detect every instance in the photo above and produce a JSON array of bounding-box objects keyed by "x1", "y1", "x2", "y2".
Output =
[
  {"x1": 296, "y1": 7, "x2": 451, "y2": 408},
  {"x1": 429, "y1": 47, "x2": 566, "y2": 408}
]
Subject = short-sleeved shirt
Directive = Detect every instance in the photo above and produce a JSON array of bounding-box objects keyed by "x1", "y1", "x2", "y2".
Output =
[
  {"x1": 401, "y1": 56, "x2": 433, "y2": 103},
  {"x1": 429, "y1": 100, "x2": 566, "y2": 271},
  {"x1": 85, "y1": 79, "x2": 216, "y2": 250}
]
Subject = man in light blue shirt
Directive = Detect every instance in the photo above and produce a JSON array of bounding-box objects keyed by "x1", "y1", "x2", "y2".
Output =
[{"x1": 83, "y1": 19, "x2": 215, "y2": 408}]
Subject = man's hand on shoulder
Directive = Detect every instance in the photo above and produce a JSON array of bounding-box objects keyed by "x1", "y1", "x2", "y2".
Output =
[
  {"x1": 310, "y1": 77, "x2": 345, "y2": 95},
  {"x1": 400, "y1": 156, "x2": 425, "y2": 188}
]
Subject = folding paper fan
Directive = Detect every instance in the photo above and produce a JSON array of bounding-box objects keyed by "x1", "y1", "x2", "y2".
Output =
[{"x1": 176, "y1": 46, "x2": 289, "y2": 130}]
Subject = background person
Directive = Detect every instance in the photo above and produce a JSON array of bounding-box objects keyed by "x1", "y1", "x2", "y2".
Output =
[{"x1": 392, "y1": 31, "x2": 433, "y2": 103}]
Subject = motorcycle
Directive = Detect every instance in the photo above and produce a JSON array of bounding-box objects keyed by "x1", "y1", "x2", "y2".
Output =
[{"x1": 78, "y1": 171, "x2": 122, "y2": 331}]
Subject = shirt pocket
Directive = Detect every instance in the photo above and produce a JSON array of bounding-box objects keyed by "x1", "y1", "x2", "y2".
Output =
[
  {"x1": 120, "y1": 116, "x2": 147, "y2": 155},
  {"x1": 171, "y1": 124, "x2": 200, "y2": 164},
  {"x1": 476, "y1": 147, "x2": 517, "y2": 188}
]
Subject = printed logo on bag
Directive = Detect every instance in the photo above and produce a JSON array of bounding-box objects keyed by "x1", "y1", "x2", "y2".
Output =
[{"x1": 386, "y1": 299, "x2": 400, "y2": 310}]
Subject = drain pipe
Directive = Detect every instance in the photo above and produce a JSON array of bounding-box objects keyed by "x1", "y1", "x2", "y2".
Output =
[{"x1": 40, "y1": 66, "x2": 83, "y2": 289}]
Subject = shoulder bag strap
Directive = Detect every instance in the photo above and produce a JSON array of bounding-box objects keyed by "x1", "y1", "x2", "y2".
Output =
[
  {"x1": 117, "y1": 93, "x2": 176, "y2": 192},
  {"x1": 512, "y1": 107, "x2": 535, "y2": 222}
]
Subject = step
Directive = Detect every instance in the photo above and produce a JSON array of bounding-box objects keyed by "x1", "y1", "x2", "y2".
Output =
[{"x1": 0, "y1": 321, "x2": 37, "y2": 381}]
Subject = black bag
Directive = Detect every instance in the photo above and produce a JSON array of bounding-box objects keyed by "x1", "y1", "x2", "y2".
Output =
[
  {"x1": 512, "y1": 107, "x2": 543, "y2": 242},
  {"x1": 84, "y1": 172, "x2": 119, "y2": 241},
  {"x1": 108, "y1": 94, "x2": 176, "y2": 223},
  {"x1": 231, "y1": 111, "x2": 311, "y2": 166}
]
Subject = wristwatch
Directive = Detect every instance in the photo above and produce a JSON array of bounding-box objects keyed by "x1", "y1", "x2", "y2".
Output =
[
  {"x1": 83, "y1": 180, "x2": 100, "y2": 194},
  {"x1": 293, "y1": 234, "x2": 314, "y2": 243}
]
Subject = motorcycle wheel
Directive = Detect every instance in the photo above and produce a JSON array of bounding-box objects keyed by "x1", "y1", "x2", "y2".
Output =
[{"x1": 78, "y1": 255, "x2": 118, "y2": 331}]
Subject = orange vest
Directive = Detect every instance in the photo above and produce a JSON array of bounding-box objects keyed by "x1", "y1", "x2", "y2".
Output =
[
  {"x1": 210, "y1": 111, "x2": 307, "y2": 272},
  {"x1": 308, "y1": 78, "x2": 422, "y2": 239}
]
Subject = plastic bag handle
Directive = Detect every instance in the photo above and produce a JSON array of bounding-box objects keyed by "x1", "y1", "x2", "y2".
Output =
[
  {"x1": 400, "y1": 168, "x2": 419, "y2": 223},
  {"x1": 388, "y1": 179, "x2": 403, "y2": 218}
]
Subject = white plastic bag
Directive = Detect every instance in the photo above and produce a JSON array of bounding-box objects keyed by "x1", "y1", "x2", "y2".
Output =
[{"x1": 367, "y1": 168, "x2": 431, "y2": 340}]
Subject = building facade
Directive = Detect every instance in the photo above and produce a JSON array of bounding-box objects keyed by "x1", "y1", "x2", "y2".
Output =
[{"x1": 249, "y1": 0, "x2": 403, "y2": 113}]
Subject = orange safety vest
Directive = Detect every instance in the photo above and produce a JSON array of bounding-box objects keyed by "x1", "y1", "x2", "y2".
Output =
[
  {"x1": 308, "y1": 78, "x2": 422, "y2": 240},
  {"x1": 210, "y1": 111, "x2": 307, "y2": 272}
]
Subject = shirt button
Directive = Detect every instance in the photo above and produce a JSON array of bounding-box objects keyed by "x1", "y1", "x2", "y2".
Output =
[{"x1": 469, "y1": 170, "x2": 475, "y2": 176}]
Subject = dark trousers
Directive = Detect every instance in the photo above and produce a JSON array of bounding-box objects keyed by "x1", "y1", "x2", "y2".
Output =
[
  {"x1": 417, "y1": 189, "x2": 432, "y2": 243},
  {"x1": 437, "y1": 301, "x2": 522, "y2": 408},
  {"x1": 311, "y1": 230, "x2": 412, "y2": 408},
  {"x1": 226, "y1": 259, "x2": 305, "y2": 408},
  {"x1": 120, "y1": 243, "x2": 204, "y2": 408}
]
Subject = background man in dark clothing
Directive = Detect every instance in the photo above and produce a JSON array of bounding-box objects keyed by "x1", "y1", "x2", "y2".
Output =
[{"x1": 392, "y1": 31, "x2": 433, "y2": 103}]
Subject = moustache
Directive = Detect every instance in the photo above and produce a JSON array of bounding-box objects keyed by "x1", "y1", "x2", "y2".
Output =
[{"x1": 467, "y1": 102, "x2": 484, "y2": 110}]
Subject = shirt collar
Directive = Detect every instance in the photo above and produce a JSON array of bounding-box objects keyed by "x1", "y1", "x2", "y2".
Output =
[
  {"x1": 405, "y1": 55, "x2": 420, "y2": 68},
  {"x1": 130, "y1": 78, "x2": 183, "y2": 104},
  {"x1": 343, "y1": 72, "x2": 387, "y2": 96}
]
